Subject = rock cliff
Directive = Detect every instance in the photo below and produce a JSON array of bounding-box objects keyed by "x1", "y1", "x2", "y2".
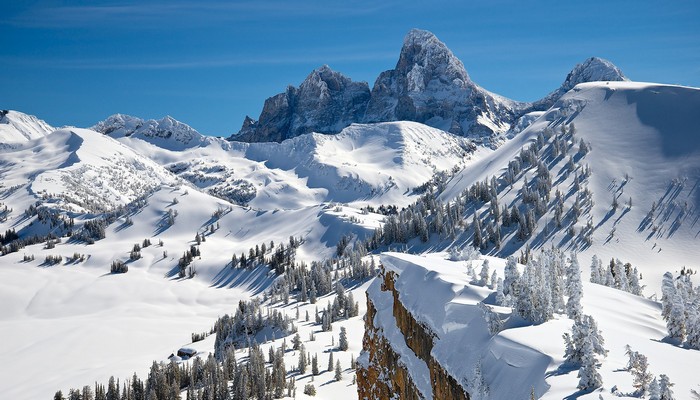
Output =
[{"x1": 357, "y1": 264, "x2": 470, "y2": 400}]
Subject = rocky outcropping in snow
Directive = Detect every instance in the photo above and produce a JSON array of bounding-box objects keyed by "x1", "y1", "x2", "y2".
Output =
[
  {"x1": 234, "y1": 65, "x2": 371, "y2": 143},
  {"x1": 92, "y1": 114, "x2": 209, "y2": 149},
  {"x1": 0, "y1": 110, "x2": 55, "y2": 143},
  {"x1": 357, "y1": 262, "x2": 471, "y2": 400},
  {"x1": 531, "y1": 57, "x2": 627, "y2": 111}
]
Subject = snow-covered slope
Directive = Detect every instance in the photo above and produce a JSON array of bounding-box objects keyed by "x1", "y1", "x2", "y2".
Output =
[
  {"x1": 116, "y1": 121, "x2": 474, "y2": 209},
  {"x1": 437, "y1": 81, "x2": 700, "y2": 292},
  {"x1": 0, "y1": 128, "x2": 178, "y2": 213},
  {"x1": 0, "y1": 109, "x2": 55, "y2": 142},
  {"x1": 361, "y1": 252, "x2": 700, "y2": 399},
  {"x1": 92, "y1": 113, "x2": 213, "y2": 150}
]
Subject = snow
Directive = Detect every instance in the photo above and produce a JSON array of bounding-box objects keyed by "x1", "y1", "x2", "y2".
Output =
[
  {"x1": 440, "y1": 81, "x2": 700, "y2": 294},
  {"x1": 0, "y1": 110, "x2": 55, "y2": 142},
  {"x1": 115, "y1": 121, "x2": 472, "y2": 209},
  {"x1": 376, "y1": 251, "x2": 700, "y2": 399},
  {"x1": 1, "y1": 78, "x2": 699, "y2": 399}
]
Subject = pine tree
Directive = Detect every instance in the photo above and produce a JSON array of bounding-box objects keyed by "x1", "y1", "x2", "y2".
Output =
[
  {"x1": 478, "y1": 259, "x2": 490, "y2": 287},
  {"x1": 298, "y1": 344, "x2": 307, "y2": 374},
  {"x1": 334, "y1": 360, "x2": 342, "y2": 381},
  {"x1": 667, "y1": 292, "x2": 687, "y2": 341},
  {"x1": 658, "y1": 374, "x2": 675, "y2": 400},
  {"x1": 648, "y1": 377, "x2": 661, "y2": 400},
  {"x1": 312, "y1": 354, "x2": 319, "y2": 375},
  {"x1": 577, "y1": 338, "x2": 603, "y2": 391},
  {"x1": 589, "y1": 255, "x2": 601, "y2": 284},
  {"x1": 338, "y1": 327, "x2": 349, "y2": 351},
  {"x1": 565, "y1": 253, "x2": 583, "y2": 320},
  {"x1": 327, "y1": 351, "x2": 334, "y2": 372}
]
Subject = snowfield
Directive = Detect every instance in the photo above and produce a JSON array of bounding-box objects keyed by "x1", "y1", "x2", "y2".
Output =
[
  {"x1": 375, "y1": 252, "x2": 700, "y2": 399},
  {"x1": 0, "y1": 79, "x2": 699, "y2": 399}
]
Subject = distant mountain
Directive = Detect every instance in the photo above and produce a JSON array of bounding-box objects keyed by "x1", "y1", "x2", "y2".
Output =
[
  {"x1": 92, "y1": 113, "x2": 210, "y2": 150},
  {"x1": 0, "y1": 109, "x2": 55, "y2": 143},
  {"x1": 230, "y1": 29, "x2": 627, "y2": 145},
  {"x1": 234, "y1": 65, "x2": 371, "y2": 143},
  {"x1": 363, "y1": 29, "x2": 519, "y2": 142},
  {"x1": 531, "y1": 56, "x2": 628, "y2": 111}
]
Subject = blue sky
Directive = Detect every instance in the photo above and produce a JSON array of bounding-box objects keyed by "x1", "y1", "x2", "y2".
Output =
[{"x1": 2, "y1": 0, "x2": 699, "y2": 137}]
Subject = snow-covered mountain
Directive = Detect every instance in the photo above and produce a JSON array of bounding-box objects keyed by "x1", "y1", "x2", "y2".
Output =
[
  {"x1": 531, "y1": 57, "x2": 628, "y2": 111},
  {"x1": 92, "y1": 113, "x2": 212, "y2": 150},
  {"x1": 0, "y1": 128, "x2": 179, "y2": 214},
  {"x1": 363, "y1": 29, "x2": 519, "y2": 142},
  {"x1": 1, "y1": 32, "x2": 699, "y2": 400},
  {"x1": 235, "y1": 65, "x2": 371, "y2": 143},
  {"x1": 110, "y1": 121, "x2": 474, "y2": 210},
  {"x1": 0, "y1": 109, "x2": 55, "y2": 142},
  {"x1": 230, "y1": 29, "x2": 627, "y2": 146}
]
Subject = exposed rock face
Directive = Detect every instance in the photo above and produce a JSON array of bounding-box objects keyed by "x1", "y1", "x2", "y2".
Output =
[
  {"x1": 364, "y1": 29, "x2": 517, "y2": 142},
  {"x1": 357, "y1": 293, "x2": 423, "y2": 400},
  {"x1": 234, "y1": 65, "x2": 371, "y2": 143},
  {"x1": 92, "y1": 114, "x2": 208, "y2": 149},
  {"x1": 357, "y1": 266, "x2": 470, "y2": 400},
  {"x1": 231, "y1": 29, "x2": 627, "y2": 145},
  {"x1": 531, "y1": 57, "x2": 627, "y2": 111}
]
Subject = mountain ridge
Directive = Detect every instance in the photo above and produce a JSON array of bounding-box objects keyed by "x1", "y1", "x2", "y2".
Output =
[{"x1": 228, "y1": 29, "x2": 627, "y2": 145}]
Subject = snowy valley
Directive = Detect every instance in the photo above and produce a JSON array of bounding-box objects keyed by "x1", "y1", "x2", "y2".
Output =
[{"x1": 1, "y1": 29, "x2": 699, "y2": 400}]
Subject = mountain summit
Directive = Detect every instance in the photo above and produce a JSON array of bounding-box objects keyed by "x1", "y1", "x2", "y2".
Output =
[
  {"x1": 532, "y1": 56, "x2": 628, "y2": 110},
  {"x1": 229, "y1": 29, "x2": 627, "y2": 146},
  {"x1": 92, "y1": 113, "x2": 209, "y2": 149},
  {"x1": 364, "y1": 29, "x2": 517, "y2": 141},
  {"x1": 235, "y1": 65, "x2": 371, "y2": 143}
]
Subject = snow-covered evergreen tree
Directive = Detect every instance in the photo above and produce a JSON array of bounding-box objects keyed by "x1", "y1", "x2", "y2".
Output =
[
  {"x1": 577, "y1": 338, "x2": 603, "y2": 391},
  {"x1": 658, "y1": 374, "x2": 675, "y2": 400},
  {"x1": 478, "y1": 259, "x2": 490, "y2": 287},
  {"x1": 565, "y1": 253, "x2": 583, "y2": 320}
]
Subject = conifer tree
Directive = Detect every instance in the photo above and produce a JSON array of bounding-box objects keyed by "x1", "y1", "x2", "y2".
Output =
[
  {"x1": 334, "y1": 360, "x2": 342, "y2": 381},
  {"x1": 339, "y1": 327, "x2": 349, "y2": 351}
]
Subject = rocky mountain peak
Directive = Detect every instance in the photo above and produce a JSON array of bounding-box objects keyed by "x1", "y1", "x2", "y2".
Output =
[
  {"x1": 564, "y1": 57, "x2": 627, "y2": 89},
  {"x1": 364, "y1": 29, "x2": 516, "y2": 142},
  {"x1": 92, "y1": 114, "x2": 207, "y2": 149},
  {"x1": 397, "y1": 29, "x2": 471, "y2": 90},
  {"x1": 233, "y1": 66, "x2": 370, "y2": 143},
  {"x1": 531, "y1": 57, "x2": 627, "y2": 111}
]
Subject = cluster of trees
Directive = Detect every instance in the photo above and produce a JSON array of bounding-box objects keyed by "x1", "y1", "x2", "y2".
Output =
[
  {"x1": 178, "y1": 245, "x2": 200, "y2": 278},
  {"x1": 231, "y1": 236, "x2": 303, "y2": 275},
  {"x1": 110, "y1": 260, "x2": 128, "y2": 274},
  {"x1": 44, "y1": 254, "x2": 63, "y2": 265},
  {"x1": 563, "y1": 314, "x2": 607, "y2": 391},
  {"x1": 622, "y1": 345, "x2": 676, "y2": 399},
  {"x1": 493, "y1": 249, "x2": 581, "y2": 325},
  {"x1": 661, "y1": 269, "x2": 700, "y2": 349},
  {"x1": 73, "y1": 218, "x2": 107, "y2": 244},
  {"x1": 265, "y1": 250, "x2": 373, "y2": 306},
  {"x1": 589, "y1": 255, "x2": 643, "y2": 295},
  {"x1": 208, "y1": 179, "x2": 257, "y2": 206},
  {"x1": 213, "y1": 299, "x2": 295, "y2": 360},
  {"x1": 54, "y1": 352, "x2": 240, "y2": 400},
  {"x1": 360, "y1": 123, "x2": 593, "y2": 256},
  {"x1": 0, "y1": 228, "x2": 19, "y2": 245}
]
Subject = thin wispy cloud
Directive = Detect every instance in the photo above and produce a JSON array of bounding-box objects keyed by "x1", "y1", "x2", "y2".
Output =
[
  {"x1": 4, "y1": 1, "x2": 397, "y2": 28},
  {"x1": 0, "y1": 50, "x2": 397, "y2": 71}
]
